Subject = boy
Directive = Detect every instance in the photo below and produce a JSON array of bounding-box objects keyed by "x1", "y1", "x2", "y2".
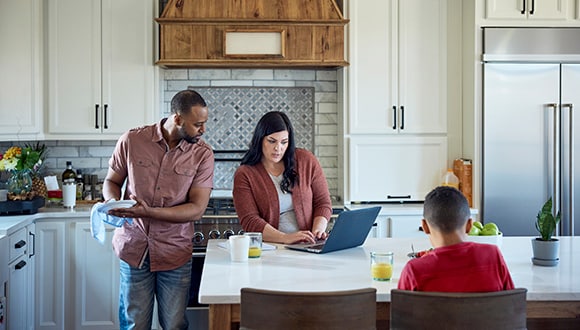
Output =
[{"x1": 398, "y1": 186, "x2": 514, "y2": 292}]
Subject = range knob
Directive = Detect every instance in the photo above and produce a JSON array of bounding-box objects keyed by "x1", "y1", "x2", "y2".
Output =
[
  {"x1": 237, "y1": 229, "x2": 245, "y2": 235},
  {"x1": 223, "y1": 229, "x2": 235, "y2": 239},
  {"x1": 208, "y1": 229, "x2": 221, "y2": 239},
  {"x1": 193, "y1": 232, "x2": 204, "y2": 244}
]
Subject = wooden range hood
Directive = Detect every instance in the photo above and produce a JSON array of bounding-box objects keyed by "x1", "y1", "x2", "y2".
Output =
[{"x1": 156, "y1": 0, "x2": 349, "y2": 68}]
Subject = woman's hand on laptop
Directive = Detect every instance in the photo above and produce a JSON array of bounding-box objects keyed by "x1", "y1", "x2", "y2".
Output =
[
  {"x1": 285, "y1": 231, "x2": 317, "y2": 244},
  {"x1": 312, "y1": 216, "x2": 329, "y2": 240}
]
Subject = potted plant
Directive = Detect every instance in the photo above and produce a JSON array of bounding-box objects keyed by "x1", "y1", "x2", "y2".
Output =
[{"x1": 531, "y1": 197, "x2": 561, "y2": 266}]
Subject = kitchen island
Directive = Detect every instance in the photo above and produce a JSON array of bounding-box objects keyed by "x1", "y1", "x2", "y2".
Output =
[{"x1": 199, "y1": 236, "x2": 580, "y2": 330}]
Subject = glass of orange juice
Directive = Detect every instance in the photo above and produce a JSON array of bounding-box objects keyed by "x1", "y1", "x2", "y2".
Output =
[
  {"x1": 245, "y1": 232, "x2": 262, "y2": 258},
  {"x1": 370, "y1": 252, "x2": 393, "y2": 281}
]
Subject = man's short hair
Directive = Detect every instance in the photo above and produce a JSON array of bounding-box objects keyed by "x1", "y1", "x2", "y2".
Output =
[
  {"x1": 170, "y1": 90, "x2": 207, "y2": 115},
  {"x1": 423, "y1": 186, "x2": 470, "y2": 233}
]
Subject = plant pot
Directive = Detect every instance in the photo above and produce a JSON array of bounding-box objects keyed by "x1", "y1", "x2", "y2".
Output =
[{"x1": 531, "y1": 237, "x2": 559, "y2": 266}]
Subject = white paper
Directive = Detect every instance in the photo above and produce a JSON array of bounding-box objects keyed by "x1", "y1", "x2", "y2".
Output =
[{"x1": 44, "y1": 175, "x2": 60, "y2": 190}]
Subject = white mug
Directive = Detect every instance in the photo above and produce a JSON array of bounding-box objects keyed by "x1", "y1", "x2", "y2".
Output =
[{"x1": 229, "y1": 235, "x2": 250, "y2": 262}]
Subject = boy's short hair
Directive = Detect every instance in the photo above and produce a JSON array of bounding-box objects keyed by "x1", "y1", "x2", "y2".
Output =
[{"x1": 423, "y1": 186, "x2": 470, "y2": 233}]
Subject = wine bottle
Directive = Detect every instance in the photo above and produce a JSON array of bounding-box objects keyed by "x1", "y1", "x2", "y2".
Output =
[
  {"x1": 75, "y1": 169, "x2": 84, "y2": 200},
  {"x1": 62, "y1": 161, "x2": 76, "y2": 208}
]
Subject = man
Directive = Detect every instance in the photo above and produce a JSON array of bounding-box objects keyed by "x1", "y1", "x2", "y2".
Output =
[{"x1": 103, "y1": 90, "x2": 214, "y2": 330}]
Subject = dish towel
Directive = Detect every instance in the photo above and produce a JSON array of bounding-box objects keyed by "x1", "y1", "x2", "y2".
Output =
[{"x1": 90, "y1": 200, "x2": 133, "y2": 244}]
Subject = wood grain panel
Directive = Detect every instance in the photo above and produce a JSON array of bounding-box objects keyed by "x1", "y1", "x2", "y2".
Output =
[{"x1": 156, "y1": 0, "x2": 348, "y2": 68}]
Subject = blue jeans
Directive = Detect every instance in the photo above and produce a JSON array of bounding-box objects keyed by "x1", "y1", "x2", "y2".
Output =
[{"x1": 119, "y1": 254, "x2": 191, "y2": 330}]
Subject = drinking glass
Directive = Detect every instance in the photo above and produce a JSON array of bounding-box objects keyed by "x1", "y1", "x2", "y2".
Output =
[{"x1": 370, "y1": 251, "x2": 393, "y2": 281}]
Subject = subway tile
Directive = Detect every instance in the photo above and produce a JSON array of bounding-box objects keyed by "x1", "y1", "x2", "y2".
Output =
[
  {"x1": 316, "y1": 70, "x2": 338, "y2": 81},
  {"x1": 163, "y1": 69, "x2": 188, "y2": 80},
  {"x1": 274, "y1": 70, "x2": 316, "y2": 81},
  {"x1": 188, "y1": 69, "x2": 231, "y2": 80},
  {"x1": 231, "y1": 69, "x2": 274, "y2": 80}
]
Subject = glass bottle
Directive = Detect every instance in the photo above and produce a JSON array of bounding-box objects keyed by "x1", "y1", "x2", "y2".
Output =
[
  {"x1": 75, "y1": 169, "x2": 84, "y2": 200},
  {"x1": 62, "y1": 161, "x2": 77, "y2": 208}
]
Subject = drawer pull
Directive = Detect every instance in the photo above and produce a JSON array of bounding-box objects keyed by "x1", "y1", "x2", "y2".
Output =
[
  {"x1": 14, "y1": 240, "x2": 26, "y2": 249},
  {"x1": 15, "y1": 260, "x2": 27, "y2": 270}
]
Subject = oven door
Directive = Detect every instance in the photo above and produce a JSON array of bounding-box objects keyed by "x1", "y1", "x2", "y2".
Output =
[{"x1": 188, "y1": 248, "x2": 208, "y2": 308}]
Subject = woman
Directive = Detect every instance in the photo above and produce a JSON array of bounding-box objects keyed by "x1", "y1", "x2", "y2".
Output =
[{"x1": 233, "y1": 111, "x2": 333, "y2": 244}]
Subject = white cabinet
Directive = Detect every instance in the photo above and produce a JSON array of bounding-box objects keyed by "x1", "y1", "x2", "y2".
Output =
[
  {"x1": 46, "y1": 0, "x2": 154, "y2": 138},
  {"x1": 35, "y1": 219, "x2": 119, "y2": 330},
  {"x1": 346, "y1": 0, "x2": 450, "y2": 203},
  {"x1": 485, "y1": 0, "x2": 568, "y2": 20},
  {"x1": 7, "y1": 225, "x2": 35, "y2": 330},
  {"x1": 0, "y1": 236, "x2": 7, "y2": 330},
  {"x1": 349, "y1": 136, "x2": 447, "y2": 202},
  {"x1": 387, "y1": 215, "x2": 425, "y2": 238},
  {"x1": 348, "y1": 0, "x2": 447, "y2": 134},
  {"x1": 73, "y1": 222, "x2": 119, "y2": 330},
  {"x1": 0, "y1": 0, "x2": 42, "y2": 141}
]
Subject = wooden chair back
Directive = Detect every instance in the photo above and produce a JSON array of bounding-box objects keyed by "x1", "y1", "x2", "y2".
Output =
[
  {"x1": 240, "y1": 287, "x2": 377, "y2": 330},
  {"x1": 390, "y1": 288, "x2": 528, "y2": 330}
]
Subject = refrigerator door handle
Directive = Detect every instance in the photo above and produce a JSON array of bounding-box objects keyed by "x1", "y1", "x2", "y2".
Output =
[
  {"x1": 563, "y1": 103, "x2": 574, "y2": 235},
  {"x1": 548, "y1": 103, "x2": 559, "y2": 205}
]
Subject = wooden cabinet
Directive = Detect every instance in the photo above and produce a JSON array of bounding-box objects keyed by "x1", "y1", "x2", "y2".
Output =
[
  {"x1": 348, "y1": 0, "x2": 447, "y2": 135},
  {"x1": 46, "y1": 0, "x2": 155, "y2": 138},
  {"x1": 485, "y1": 0, "x2": 569, "y2": 20},
  {"x1": 346, "y1": 0, "x2": 450, "y2": 203},
  {"x1": 35, "y1": 219, "x2": 119, "y2": 330},
  {"x1": 7, "y1": 225, "x2": 35, "y2": 330},
  {"x1": 0, "y1": 0, "x2": 42, "y2": 141}
]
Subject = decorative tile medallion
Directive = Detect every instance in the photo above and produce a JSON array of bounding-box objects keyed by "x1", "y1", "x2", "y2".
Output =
[{"x1": 190, "y1": 87, "x2": 315, "y2": 189}]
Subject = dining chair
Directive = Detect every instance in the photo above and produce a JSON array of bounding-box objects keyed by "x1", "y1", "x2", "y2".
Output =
[
  {"x1": 390, "y1": 288, "x2": 528, "y2": 330},
  {"x1": 239, "y1": 287, "x2": 377, "y2": 330}
]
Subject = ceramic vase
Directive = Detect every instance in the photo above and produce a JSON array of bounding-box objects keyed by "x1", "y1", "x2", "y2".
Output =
[{"x1": 531, "y1": 237, "x2": 560, "y2": 266}]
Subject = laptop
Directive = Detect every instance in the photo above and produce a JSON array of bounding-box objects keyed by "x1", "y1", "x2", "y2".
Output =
[{"x1": 285, "y1": 206, "x2": 381, "y2": 254}]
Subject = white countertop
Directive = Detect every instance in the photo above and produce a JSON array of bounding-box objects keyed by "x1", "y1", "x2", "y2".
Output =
[
  {"x1": 0, "y1": 205, "x2": 92, "y2": 235},
  {"x1": 199, "y1": 236, "x2": 580, "y2": 304}
]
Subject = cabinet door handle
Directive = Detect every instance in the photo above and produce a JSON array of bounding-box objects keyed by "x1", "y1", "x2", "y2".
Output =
[
  {"x1": 400, "y1": 106, "x2": 405, "y2": 130},
  {"x1": 95, "y1": 104, "x2": 100, "y2": 129},
  {"x1": 387, "y1": 195, "x2": 411, "y2": 200},
  {"x1": 392, "y1": 106, "x2": 397, "y2": 130},
  {"x1": 529, "y1": 0, "x2": 535, "y2": 15},
  {"x1": 14, "y1": 240, "x2": 26, "y2": 249},
  {"x1": 15, "y1": 260, "x2": 27, "y2": 270},
  {"x1": 520, "y1": 0, "x2": 526, "y2": 14},
  {"x1": 104, "y1": 104, "x2": 109, "y2": 129},
  {"x1": 29, "y1": 231, "x2": 35, "y2": 258}
]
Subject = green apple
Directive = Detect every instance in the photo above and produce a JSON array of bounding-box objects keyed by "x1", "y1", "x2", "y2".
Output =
[
  {"x1": 468, "y1": 225, "x2": 481, "y2": 236},
  {"x1": 473, "y1": 221, "x2": 484, "y2": 230},
  {"x1": 481, "y1": 222, "x2": 499, "y2": 236}
]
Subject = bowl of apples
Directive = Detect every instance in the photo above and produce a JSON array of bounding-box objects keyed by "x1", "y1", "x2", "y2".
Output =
[{"x1": 466, "y1": 221, "x2": 503, "y2": 247}]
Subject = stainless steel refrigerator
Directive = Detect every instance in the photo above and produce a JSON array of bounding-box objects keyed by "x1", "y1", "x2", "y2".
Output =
[{"x1": 483, "y1": 28, "x2": 580, "y2": 236}]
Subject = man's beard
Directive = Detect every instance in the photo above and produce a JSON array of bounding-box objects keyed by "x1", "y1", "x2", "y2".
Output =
[{"x1": 180, "y1": 127, "x2": 200, "y2": 144}]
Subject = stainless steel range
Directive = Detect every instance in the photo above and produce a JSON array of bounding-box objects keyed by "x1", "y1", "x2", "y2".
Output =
[
  {"x1": 188, "y1": 192, "x2": 240, "y2": 314},
  {"x1": 192, "y1": 196, "x2": 243, "y2": 251}
]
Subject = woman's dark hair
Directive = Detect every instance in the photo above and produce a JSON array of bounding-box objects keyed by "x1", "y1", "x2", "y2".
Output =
[
  {"x1": 170, "y1": 90, "x2": 207, "y2": 115},
  {"x1": 241, "y1": 111, "x2": 298, "y2": 192}
]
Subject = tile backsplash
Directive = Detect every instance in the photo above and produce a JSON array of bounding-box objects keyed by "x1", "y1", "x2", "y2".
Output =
[{"x1": 1, "y1": 68, "x2": 341, "y2": 198}]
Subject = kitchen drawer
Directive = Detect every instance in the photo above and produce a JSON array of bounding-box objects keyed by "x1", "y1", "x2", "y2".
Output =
[{"x1": 8, "y1": 227, "x2": 27, "y2": 263}]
